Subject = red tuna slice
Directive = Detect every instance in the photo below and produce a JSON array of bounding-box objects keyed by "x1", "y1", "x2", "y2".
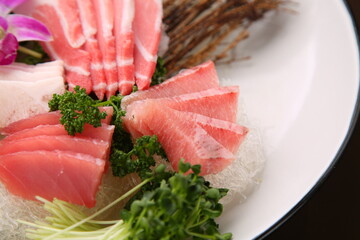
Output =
[
  {"x1": 174, "y1": 111, "x2": 248, "y2": 154},
  {"x1": 134, "y1": 86, "x2": 239, "y2": 123},
  {"x1": 121, "y1": 61, "x2": 219, "y2": 109},
  {"x1": 93, "y1": 0, "x2": 118, "y2": 98},
  {"x1": 133, "y1": 0, "x2": 162, "y2": 90},
  {"x1": 0, "y1": 135, "x2": 109, "y2": 160},
  {"x1": 77, "y1": 0, "x2": 106, "y2": 100},
  {"x1": 0, "y1": 150, "x2": 104, "y2": 207},
  {"x1": 114, "y1": 0, "x2": 135, "y2": 96},
  {"x1": 1, "y1": 111, "x2": 61, "y2": 135},
  {"x1": 1, "y1": 107, "x2": 113, "y2": 135},
  {"x1": 31, "y1": 5, "x2": 92, "y2": 93},
  {"x1": 2, "y1": 124, "x2": 115, "y2": 143},
  {"x1": 124, "y1": 102, "x2": 235, "y2": 175}
]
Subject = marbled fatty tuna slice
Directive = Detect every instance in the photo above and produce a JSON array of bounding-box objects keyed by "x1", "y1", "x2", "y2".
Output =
[
  {"x1": 77, "y1": 0, "x2": 106, "y2": 100},
  {"x1": 114, "y1": 0, "x2": 135, "y2": 95},
  {"x1": 124, "y1": 101, "x2": 235, "y2": 175},
  {"x1": 0, "y1": 150, "x2": 105, "y2": 207},
  {"x1": 133, "y1": 0, "x2": 162, "y2": 90},
  {"x1": 0, "y1": 135, "x2": 110, "y2": 160},
  {"x1": 93, "y1": 0, "x2": 118, "y2": 98},
  {"x1": 34, "y1": 5, "x2": 92, "y2": 93},
  {"x1": 16, "y1": 0, "x2": 92, "y2": 93},
  {"x1": 121, "y1": 61, "x2": 219, "y2": 108},
  {"x1": 171, "y1": 111, "x2": 248, "y2": 154},
  {"x1": 1, "y1": 107, "x2": 114, "y2": 135},
  {"x1": 2, "y1": 124, "x2": 115, "y2": 143},
  {"x1": 15, "y1": 0, "x2": 85, "y2": 48},
  {"x1": 155, "y1": 86, "x2": 239, "y2": 122}
]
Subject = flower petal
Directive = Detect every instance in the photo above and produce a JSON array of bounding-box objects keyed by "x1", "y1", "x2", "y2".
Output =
[
  {"x1": 0, "y1": 16, "x2": 8, "y2": 31},
  {"x1": 0, "y1": 0, "x2": 27, "y2": 16},
  {"x1": 7, "y1": 14, "x2": 52, "y2": 42},
  {"x1": 0, "y1": 33, "x2": 18, "y2": 65}
]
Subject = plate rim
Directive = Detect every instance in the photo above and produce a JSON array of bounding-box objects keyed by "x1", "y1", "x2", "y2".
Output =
[{"x1": 255, "y1": 0, "x2": 360, "y2": 238}]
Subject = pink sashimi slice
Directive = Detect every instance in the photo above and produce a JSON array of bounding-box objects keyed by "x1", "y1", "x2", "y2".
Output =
[
  {"x1": 126, "y1": 86, "x2": 239, "y2": 123},
  {"x1": 15, "y1": 0, "x2": 85, "y2": 48},
  {"x1": 0, "y1": 135, "x2": 110, "y2": 160},
  {"x1": 32, "y1": 5, "x2": 92, "y2": 93},
  {"x1": 114, "y1": 0, "x2": 135, "y2": 96},
  {"x1": 124, "y1": 101, "x2": 235, "y2": 175},
  {"x1": 93, "y1": 0, "x2": 118, "y2": 98},
  {"x1": 172, "y1": 111, "x2": 248, "y2": 154},
  {"x1": 133, "y1": 0, "x2": 162, "y2": 90},
  {"x1": 121, "y1": 61, "x2": 219, "y2": 108},
  {"x1": 1, "y1": 107, "x2": 113, "y2": 135},
  {"x1": 1, "y1": 111, "x2": 61, "y2": 135},
  {"x1": 77, "y1": 0, "x2": 106, "y2": 100},
  {"x1": 0, "y1": 150, "x2": 105, "y2": 207},
  {"x1": 85, "y1": 39, "x2": 107, "y2": 100},
  {"x1": 2, "y1": 124, "x2": 115, "y2": 143}
]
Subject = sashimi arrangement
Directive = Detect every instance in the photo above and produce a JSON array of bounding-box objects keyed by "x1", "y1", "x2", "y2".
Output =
[
  {"x1": 15, "y1": 0, "x2": 162, "y2": 99},
  {"x1": 0, "y1": 0, "x2": 282, "y2": 239}
]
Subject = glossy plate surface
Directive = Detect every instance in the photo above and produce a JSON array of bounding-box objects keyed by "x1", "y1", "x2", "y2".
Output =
[{"x1": 217, "y1": 0, "x2": 359, "y2": 239}]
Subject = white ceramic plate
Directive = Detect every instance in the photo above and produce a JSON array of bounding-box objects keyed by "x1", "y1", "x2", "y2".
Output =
[{"x1": 216, "y1": 0, "x2": 359, "y2": 239}]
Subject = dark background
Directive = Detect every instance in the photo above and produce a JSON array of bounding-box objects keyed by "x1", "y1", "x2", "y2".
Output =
[{"x1": 264, "y1": 1, "x2": 360, "y2": 239}]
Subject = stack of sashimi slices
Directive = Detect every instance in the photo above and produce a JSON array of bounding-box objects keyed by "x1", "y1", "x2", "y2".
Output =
[
  {"x1": 0, "y1": 107, "x2": 114, "y2": 208},
  {"x1": 122, "y1": 61, "x2": 249, "y2": 175},
  {"x1": 15, "y1": 0, "x2": 163, "y2": 100},
  {"x1": 0, "y1": 61, "x2": 65, "y2": 128}
]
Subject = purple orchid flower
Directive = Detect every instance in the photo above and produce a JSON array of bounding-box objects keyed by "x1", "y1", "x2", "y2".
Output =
[{"x1": 0, "y1": 0, "x2": 52, "y2": 65}]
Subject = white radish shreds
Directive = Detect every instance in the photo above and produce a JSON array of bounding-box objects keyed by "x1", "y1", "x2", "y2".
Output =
[
  {"x1": 205, "y1": 97, "x2": 266, "y2": 205},
  {"x1": 0, "y1": 184, "x2": 47, "y2": 240}
]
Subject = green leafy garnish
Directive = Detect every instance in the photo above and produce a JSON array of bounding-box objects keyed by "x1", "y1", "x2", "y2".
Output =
[
  {"x1": 15, "y1": 41, "x2": 49, "y2": 65},
  {"x1": 19, "y1": 161, "x2": 232, "y2": 240},
  {"x1": 151, "y1": 57, "x2": 167, "y2": 86},
  {"x1": 110, "y1": 135, "x2": 167, "y2": 180},
  {"x1": 48, "y1": 86, "x2": 107, "y2": 136}
]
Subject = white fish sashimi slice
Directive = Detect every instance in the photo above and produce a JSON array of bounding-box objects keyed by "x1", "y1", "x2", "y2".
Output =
[
  {"x1": 133, "y1": 0, "x2": 162, "y2": 90},
  {"x1": 0, "y1": 60, "x2": 63, "y2": 72},
  {"x1": 0, "y1": 61, "x2": 64, "y2": 82},
  {"x1": 114, "y1": 0, "x2": 135, "y2": 96},
  {"x1": 93, "y1": 0, "x2": 118, "y2": 98},
  {"x1": 0, "y1": 77, "x2": 65, "y2": 128},
  {"x1": 77, "y1": 0, "x2": 106, "y2": 100}
]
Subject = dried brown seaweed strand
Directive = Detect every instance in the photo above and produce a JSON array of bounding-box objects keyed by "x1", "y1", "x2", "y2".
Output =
[{"x1": 163, "y1": 0, "x2": 285, "y2": 75}]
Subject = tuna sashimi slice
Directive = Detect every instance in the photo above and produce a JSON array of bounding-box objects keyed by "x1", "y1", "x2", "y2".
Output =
[
  {"x1": 93, "y1": 0, "x2": 118, "y2": 98},
  {"x1": 133, "y1": 0, "x2": 162, "y2": 90},
  {"x1": 1, "y1": 107, "x2": 114, "y2": 135},
  {"x1": 114, "y1": 0, "x2": 135, "y2": 96},
  {"x1": 15, "y1": 0, "x2": 85, "y2": 48},
  {"x1": 126, "y1": 86, "x2": 239, "y2": 123},
  {"x1": 124, "y1": 101, "x2": 235, "y2": 175},
  {"x1": 0, "y1": 150, "x2": 105, "y2": 207},
  {"x1": 1, "y1": 111, "x2": 61, "y2": 135},
  {"x1": 33, "y1": 5, "x2": 92, "y2": 93},
  {"x1": 121, "y1": 61, "x2": 219, "y2": 108},
  {"x1": 0, "y1": 135, "x2": 110, "y2": 160},
  {"x1": 172, "y1": 111, "x2": 248, "y2": 154},
  {"x1": 77, "y1": 0, "x2": 106, "y2": 100},
  {"x1": 2, "y1": 124, "x2": 115, "y2": 143}
]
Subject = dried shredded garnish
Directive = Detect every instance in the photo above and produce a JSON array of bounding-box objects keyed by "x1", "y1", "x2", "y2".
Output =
[{"x1": 163, "y1": 0, "x2": 287, "y2": 75}]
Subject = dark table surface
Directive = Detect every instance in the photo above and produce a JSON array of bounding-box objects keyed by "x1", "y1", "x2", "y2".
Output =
[{"x1": 264, "y1": 1, "x2": 360, "y2": 239}]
